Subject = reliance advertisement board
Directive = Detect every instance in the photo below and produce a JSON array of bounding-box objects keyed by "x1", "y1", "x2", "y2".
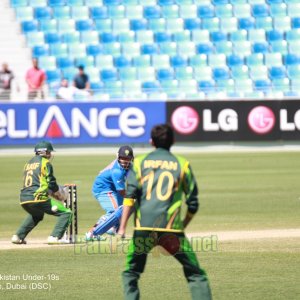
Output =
[
  {"x1": 0, "y1": 102, "x2": 165, "y2": 145},
  {"x1": 167, "y1": 100, "x2": 300, "y2": 141}
]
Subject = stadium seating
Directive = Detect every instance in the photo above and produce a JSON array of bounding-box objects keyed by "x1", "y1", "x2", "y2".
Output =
[{"x1": 10, "y1": 0, "x2": 300, "y2": 99}]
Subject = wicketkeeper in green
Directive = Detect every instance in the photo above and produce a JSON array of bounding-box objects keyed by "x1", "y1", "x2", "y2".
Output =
[
  {"x1": 118, "y1": 124, "x2": 212, "y2": 300},
  {"x1": 12, "y1": 141, "x2": 72, "y2": 245}
]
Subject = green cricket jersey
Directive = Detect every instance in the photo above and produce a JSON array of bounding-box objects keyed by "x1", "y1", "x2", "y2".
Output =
[
  {"x1": 20, "y1": 155, "x2": 59, "y2": 204},
  {"x1": 125, "y1": 148, "x2": 199, "y2": 232}
]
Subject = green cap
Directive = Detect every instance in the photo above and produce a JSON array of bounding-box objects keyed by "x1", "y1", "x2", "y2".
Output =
[{"x1": 34, "y1": 141, "x2": 54, "y2": 153}]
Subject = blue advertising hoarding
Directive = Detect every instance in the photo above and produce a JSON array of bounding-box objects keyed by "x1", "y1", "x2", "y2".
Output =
[{"x1": 0, "y1": 102, "x2": 166, "y2": 145}]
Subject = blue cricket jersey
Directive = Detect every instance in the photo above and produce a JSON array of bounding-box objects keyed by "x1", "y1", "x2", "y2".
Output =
[{"x1": 92, "y1": 159, "x2": 128, "y2": 196}]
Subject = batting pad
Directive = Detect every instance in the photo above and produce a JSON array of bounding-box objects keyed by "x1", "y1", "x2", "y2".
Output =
[{"x1": 93, "y1": 205, "x2": 123, "y2": 236}]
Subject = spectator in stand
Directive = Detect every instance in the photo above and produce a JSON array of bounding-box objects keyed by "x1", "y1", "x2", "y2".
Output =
[
  {"x1": 56, "y1": 78, "x2": 75, "y2": 101},
  {"x1": 26, "y1": 58, "x2": 46, "y2": 100},
  {"x1": 0, "y1": 63, "x2": 14, "y2": 100},
  {"x1": 73, "y1": 65, "x2": 90, "y2": 100}
]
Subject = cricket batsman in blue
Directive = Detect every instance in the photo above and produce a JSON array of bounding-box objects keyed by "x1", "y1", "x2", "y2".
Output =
[{"x1": 85, "y1": 145, "x2": 134, "y2": 241}]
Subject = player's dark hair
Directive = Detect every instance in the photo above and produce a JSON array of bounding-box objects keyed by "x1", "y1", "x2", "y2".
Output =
[{"x1": 151, "y1": 124, "x2": 174, "y2": 150}]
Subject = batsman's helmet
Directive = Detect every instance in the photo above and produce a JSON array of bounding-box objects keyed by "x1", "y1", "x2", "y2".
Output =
[
  {"x1": 34, "y1": 141, "x2": 54, "y2": 156},
  {"x1": 117, "y1": 145, "x2": 134, "y2": 170}
]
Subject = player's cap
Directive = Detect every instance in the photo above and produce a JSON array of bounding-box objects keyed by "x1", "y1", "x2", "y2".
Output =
[
  {"x1": 118, "y1": 145, "x2": 134, "y2": 159},
  {"x1": 34, "y1": 141, "x2": 55, "y2": 153}
]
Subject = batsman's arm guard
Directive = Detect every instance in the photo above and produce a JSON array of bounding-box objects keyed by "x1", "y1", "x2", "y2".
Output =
[
  {"x1": 49, "y1": 185, "x2": 69, "y2": 201},
  {"x1": 93, "y1": 206, "x2": 123, "y2": 236}
]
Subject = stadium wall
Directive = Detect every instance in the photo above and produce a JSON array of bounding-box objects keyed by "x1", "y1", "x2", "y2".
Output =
[{"x1": 0, "y1": 100, "x2": 300, "y2": 145}]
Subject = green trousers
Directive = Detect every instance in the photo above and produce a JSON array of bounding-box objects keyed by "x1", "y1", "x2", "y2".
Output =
[
  {"x1": 16, "y1": 199, "x2": 72, "y2": 240},
  {"x1": 122, "y1": 230, "x2": 212, "y2": 300}
]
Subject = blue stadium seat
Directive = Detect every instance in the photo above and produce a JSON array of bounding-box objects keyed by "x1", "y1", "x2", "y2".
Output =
[
  {"x1": 266, "y1": 30, "x2": 284, "y2": 42},
  {"x1": 252, "y1": 4, "x2": 269, "y2": 17},
  {"x1": 191, "y1": 29, "x2": 210, "y2": 43},
  {"x1": 196, "y1": 43, "x2": 214, "y2": 54},
  {"x1": 198, "y1": 80, "x2": 215, "y2": 93},
  {"x1": 210, "y1": 31, "x2": 227, "y2": 42},
  {"x1": 159, "y1": 42, "x2": 177, "y2": 55},
  {"x1": 221, "y1": 17, "x2": 238, "y2": 32},
  {"x1": 46, "y1": 70, "x2": 61, "y2": 83},
  {"x1": 291, "y1": 16, "x2": 300, "y2": 28},
  {"x1": 53, "y1": 7, "x2": 70, "y2": 19},
  {"x1": 75, "y1": 57, "x2": 94, "y2": 68},
  {"x1": 86, "y1": 44, "x2": 103, "y2": 56},
  {"x1": 230, "y1": 30, "x2": 247, "y2": 41},
  {"x1": 71, "y1": 6, "x2": 89, "y2": 20},
  {"x1": 170, "y1": 55, "x2": 187, "y2": 67},
  {"x1": 197, "y1": 5, "x2": 215, "y2": 18},
  {"x1": 136, "y1": 30, "x2": 154, "y2": 43},
  {"x1": 202, "y1": 18, "x2": 219, "y2": 31},
  {"x1": 62, "y1": 67, "x2": 77, "y2": 81},
  {"x1": 250, "y1": 65, "x2": 268, "y2": 80},
  {"x1": 95, "y1": 55, "x2": 113, "y2": 69},
  {"x1": 184, "y1": 18, "x2": 201, "y2": 30},
  {"x1": 26, "y1": 32, "x2": 45, "y2": 46},
  {"x1": 121, "y1": 42, "x2": 140, "y2": 56},
  {"x1": 38, "y1": 56, "x2": 56, "y2": 70},
  {"x1": 246, "y1": 53, "x2": 264, "y2": 66},
  {"x1": 50, "y1": 44, "x2": 68, "y2": 56},
  {"x1": 101, "y1": 69, "x2": 118, "y2": 82},
  {"x1": 172, "y1": 31, "x2": 190, "y2": 42},
  {"x1": 62, "y1": 32, "x2": 80, "y2": 44},
  {"x1": 57, "y1": 57, "x2": 74, "y2": 69},
  {"x1": 158, "y1": 0, "x2": 174, "y2": 5},
  {"x1": 34, "y1": 7, "x2": 51, "y2": 20},
  {"x1": 39, "y1": 19, "x2": 57, "y2": 33},
  {"x1": 265, "y1": 53, "x2": 282, "y2": 66},
  {"x1": 57, "y1": 19, "x2": 75, "y2": 33},
  {"x1": 254, "y1": 79, "x2": 271, "y2": 92},
  {"x1": 157, "y1": 68, "x2": 174, "y2": 80},
  {"x1": 233, "y1": 3, "x2": 251, "y2": 18},
  {"x1": 233, "y1": 40, "x2": 251, "y2": 55},
  {"x1": 130, "y1": 19, "x2": 148, "y2": 31},
  {"x1": 148, "y1": 18, "x2": 166, "y2": 32},
  {"x1": 66, "y1": 0, "x2": 84, "y2": 6},
  {"x1": 270, "y1": 40, "x2": 288, "y2": 54},
  {"x1": 90, "y1": 81, "x2": 104, "y2": 93},
  {"x1": 154, "y1": 32, "x2": 172, "y2": 43},
  {"x1": 141, "y1": 44, "x2": 158, "y2": 54},
  {"x1": 177, "y1": 41, "x2": 196, "y2": 56},
  {"x1": 284, "y1": 54, "x2": 300, "y2": 65},
  {"x1": 269, "y1": 66, "x2": 286, "y2": 79},
  {"x1": 151, "y1": 54, "x2": 170, "y2": 69},
  {"x1": 273, "y1": 78, "x2": 290, "y2": 93},
  {"x1": 209, "y1": 53, "x2": 226, "y2": 67},
  {"x1": 142, "y1": 81, "x2": 160, "y2": 93},
  {"x1": 248, "y1": 29, "x2": 266, "y2": 42},
  {"x1": 215, "y1": 4, "x2": 233, "y2": 18},
  {"x1": 11, "y1": 0, "x2": 28, "y2": 7},
  {"x1": 29, "y1": 0, "x2": 47, "y2": 7},
  {"x1": 81, "y1": 31, "x2": 99, "y2": 44},
  {"x1": 288, "y1": 65, "x2": 300, "y2": 79},
  {"x1": 108, "y1": 5, "x2": 125, "y2": 19},
  {"x1": 270, "y1": 3, "x2": 287, "y2": 17},
  {"x1": 227, "y1": 54, "x2": 244, "y2": 67},
  {"x1": 15, "y1": 7, "x2": 33, "y2": 21},
  {"x1": 133, "y1": 55, "x2": 151, "y2": 67},
  {"x1": 137, "y1": 66, "x2": 155, "y2": 81},
  {"x1": 103, "y1": 43, "x2": 121, "y2": 56},
  {"x1": 274, "y1": 16, "x2": 291, "y2": 31},
  {"x1": 119, "y1": 67, "x2": 137, "y2": 81},
  {"x1": 76, "y1": 20, "x2": 94, "y2": 31},
  {"x1": 49, "y1": 0, "x2": 65, "y2": 6},
  {"x1": 231, "y1": 65, "x2": 249, "y2": 79},
  {"x1": 286, "y1": 29, "x2": 300, "y2": 41},
  {"x1": 189, "y1": 54, "x2": 207, "y2": 67},
  {"x1": 175, "y1": 66, "x2": 193, "y2": 80},
  {"x1": 100, "y1": 32, "x2": 117, "y2": 43},
  {"x1": 256, "y1": 17, "x2": 273, "y2": 30},
  {"x1": 144, "y1": 6, "x2": 161, "y2": 19},
  {"x1": 90, "y1": 7, "x2": 108, "y2": 19},
  {"x1": 103, "y1": 0, "x2": 121, "y2": 5},
  {"x1": 114, "y1": 56, "x2": 131, "y2": 68},
  {"x1": 118, "y1": 32, "x2": 135, "y2": 43},
  {"x1": 32, "y1": 45, "x2": 49, "y2": 57},
  {"x1": 194, "y1": 66, "x2": 212, "y2": 81},
  {"x1": 45, "y1": 32, "x2": 61, "y2": 44},
  {"x1": 252, "y1": 42, "x2": 269, "y2": 53},
  {"x1": 212, "y1": 67, "x2": 230, "y2": 80},
  {"x1": 126, "y1": 5, "x2": 143, "y2": 19},
  {"x1": 238, "y1": 17, "x2": 255, "y2": 30},
  {"x1": 21, "y1": 20, "x2": 38, "y2": 32}
]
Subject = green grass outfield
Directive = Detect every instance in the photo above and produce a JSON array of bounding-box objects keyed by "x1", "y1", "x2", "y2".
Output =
[{"x1": 0, "y1": 151, "x2": 300, "y2": 299}]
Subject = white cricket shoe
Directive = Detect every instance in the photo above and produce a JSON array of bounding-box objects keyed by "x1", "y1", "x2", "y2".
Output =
[
  {"x1": 11, "y1": 235, "x2": 27, "y2": 244},
  {"x1": 47, "y1": 236, "x2": 69, "y2": 244}
]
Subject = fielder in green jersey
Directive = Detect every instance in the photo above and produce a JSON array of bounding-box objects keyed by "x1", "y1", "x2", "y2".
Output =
[
  {"x1": 12, "y1": 141, "x2": 72, "y2": 245},
  {"x1": 118, "y1": 124, "x2": 212, "y2": 300}
]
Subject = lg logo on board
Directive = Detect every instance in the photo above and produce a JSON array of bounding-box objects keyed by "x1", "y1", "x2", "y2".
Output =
[
  {"x1": 247, "y1": 106, "x2": 275, "y2": 135},
  {"x1": 171, "y1": 106, "x2": 199, "y2": 134}
]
